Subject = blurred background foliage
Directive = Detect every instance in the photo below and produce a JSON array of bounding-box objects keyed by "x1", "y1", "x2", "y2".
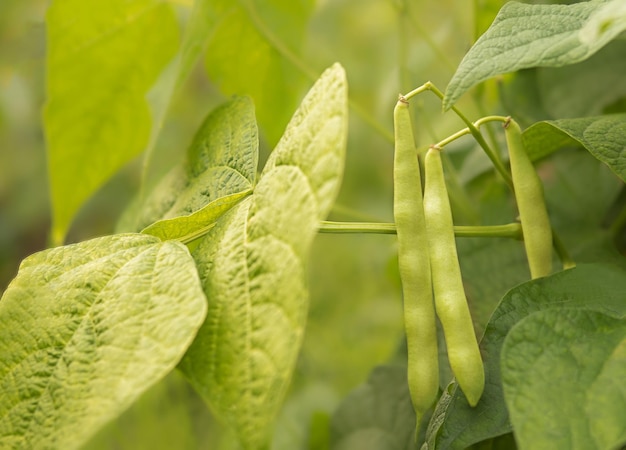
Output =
[{"x1": 1, "y1": 0, "x2": 624, "y2": 448}]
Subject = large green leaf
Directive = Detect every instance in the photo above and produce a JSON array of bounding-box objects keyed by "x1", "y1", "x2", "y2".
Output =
[
  {"x1": 329, "y1": 365, "x2": 416, "y2": 450},
  {"x1": 202, "y1": 0, "x2": 314, "y2": 144},
  {"x1": 179, "y1": 63, "x2": 348, "y2": 449},
  {"x1": 502, "y1": 309, "x2": 626, "y2": 450},
  {"x1": 522, "y1": 114, "x2": 626, "y2": 181},
  {"x1": 424, "y1": 263, "x2": 626, "y2": 450},
  {"x1": 443, "y1": 0, "x2": 624, "y2": 109},
  {"x1": 117, "y1": 96, "x2": 259, "y2": 238},
  {"x1": 0, "y1": 234, "x2": 207, "y2": 450},
  {"x1": 44, "y1": 1, "x2": 180, "y2": 245}
]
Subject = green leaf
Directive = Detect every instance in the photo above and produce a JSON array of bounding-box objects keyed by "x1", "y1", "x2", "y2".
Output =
[
  {"x1": 179, "y1": 63, "x2": 348, "y2": 449},
  {"x1": 522, "y1": 114, "x2": 626, "y2": 181},
  {"x1": 502, "y1": 309, "x2": 626, "y2": 450},
  {"x1": 117, "y1": 96, "x2": 259, "y2": 236},
  {"x1": 203, "y1": 0, "x2": 314, "y2": 144},
  {"x1": 536, "y1": 40, "x2": 626, "y2": 119},
  {"x1": 329, "y1": 365, "x2": 416, "y2": 450},
  {"x1": 425, "y1": 263, "x2": 626, "y2": 450},
  {"x1": 141, "y1": 190, "x2": 252, "y2": 242},
  {"x1": 444, "y1": 0, "x2": 624, "y2": 109},
  {"x1": 44, "y1": 1, "x2": 180, "y2": 245},
  {"x1": 579, "y1": 0, "x2": 626, "y2": 46},
  {"x1": 0, "y1": 234, "x2": 207, "y2": 450}
]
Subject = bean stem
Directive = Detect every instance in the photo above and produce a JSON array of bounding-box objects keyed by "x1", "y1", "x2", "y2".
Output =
[
  {"x1": 403, "y1": 82, "x2": 514, "y2": 187},
  {"x1": 319, "y1": 221, "x2": 522, "y2": 238}
]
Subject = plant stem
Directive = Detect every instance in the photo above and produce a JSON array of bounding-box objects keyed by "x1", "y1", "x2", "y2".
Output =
[
  {"x1": 403, "y1": 82, "x2": 514, "y2": 187},
  {"x1": 319, "y1": 221, "x2": 522, "y2": 238},
  {"x1": 552, "y1": 230, "x2": 576, "y2": 270}
]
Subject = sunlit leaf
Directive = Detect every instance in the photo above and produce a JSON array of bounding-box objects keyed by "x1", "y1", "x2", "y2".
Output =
[
  {"x1": 0, "y1": 234, "x2": 207, "y2": 450},
  {"x1": 44, "y1": 0, "x2": 180, "y2": 245},
  {"x1": 179, "y1": 63, "x2": 348, "y2": 449},
  {"x1": 117, "y1": 96, "x2": 259, "y2": 236}
]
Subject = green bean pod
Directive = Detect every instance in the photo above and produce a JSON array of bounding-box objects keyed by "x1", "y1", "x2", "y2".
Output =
[
  {"x1": 505, "y1": 118, "x2": 553, "y2": 279},
  {"x1": 423, "y1": 146, "x2": 484, "y2": 407},
  {"x1": 393, "y1": 97, "x2": 439, "y2": 421}
]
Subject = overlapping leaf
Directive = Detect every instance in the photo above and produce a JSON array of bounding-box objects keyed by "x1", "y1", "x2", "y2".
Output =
[
  {"x1": 502, "y1": 309, "x2": 626, "y2": 450},
  {"x1": 425, "y1": 263, "x2": 626, "y2": 450},
  {"x1": 118, "y1": 96, "x2": 258, "y2": 240},
  {"x1": 0, "y1": 234, "x2": 207, "y2": 450},
  {"x1": 522, "y1": 114, "x2": 626, "y2": 181},
  {"x1": 44, "y1": 0, "x2": 180, "y2": 245},
  {"x1": 444, "y1": 0, "x2": 624, "y2": 109},
  {"x1": 202, "y1": 0, "x2": 314, "y2": 144},
  {"x1": 179, "y1": 63, "x2": 348, "y2": 449}
]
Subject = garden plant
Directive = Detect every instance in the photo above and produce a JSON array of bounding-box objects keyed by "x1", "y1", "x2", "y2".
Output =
[{"x1": 0, "y1": 0, "x2": 625, "y2": 449}]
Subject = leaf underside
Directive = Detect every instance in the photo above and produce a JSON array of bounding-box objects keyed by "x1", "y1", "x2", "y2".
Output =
[{"x1": 444, "y1": 0, "x2": 625, "y2": 109}]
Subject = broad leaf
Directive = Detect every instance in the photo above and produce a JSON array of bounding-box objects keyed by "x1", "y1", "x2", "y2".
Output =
[
  {"x1": 502, "y1": 309, "x2": 626, "y2": 450},
  {"x1": 117, "y1": 96, "x2": 259, "y2": 237},
  {"x1": 0, "y1": 234, "x2": 207, "y2": 450},
  {"x1": 44, "y1": 1, "x2": 180, "y2": 245},
  {"x1": 179, "y1": 63, "x2": 348, "y2": 449},
  {"x1": 444, "y1": 0, "x2": 624, "y2": 109},
  {"x1": 522, "y1": 114, "x2": 626, "y2": 181},
  {"x1": 329, "y1": 365, "x2": 416, "y2": 450},
  {"x1": 425, "y1": 263, "x2": 626, "y2": 450},
  {"x1": 203, "y1": 0, "x2": 314, "y2": 144}
]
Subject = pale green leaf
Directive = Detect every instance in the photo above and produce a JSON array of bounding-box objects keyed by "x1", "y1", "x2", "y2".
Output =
[
  {"x1": 203, "y1": 0, "x2": 314, "y2": 144},
  {"x1": 179, "y1": 63, "x2": 348, "y2": 449},
  {"x1": 141, "y1": 189, "x2": 252, "y2": 242},
  {"x1": 0, "y1": 234, "x2": 207, "y2": 450},
  {"x1": 579, "y1": 0, "x2": 626, "y2": 45},
  {"x1": 444, "y1": 0, "x2": 622, "y2": 109},
  {"x1": 425, "y1": 263, "x2": 626, "y2": 450},
  {"x1": 522, "y1": 114, "x2": 626, "y2": 181},
  {"x1": 117, "y1": 96, "x2": 259, "y2": 235},
  {"x1": 502, "y1": 309, "x2": 626, "y2": 450},
  {"x1": 44, "y1": 1, "x2": 180, "y2": 245},
  {"x1": 329, "y1": 365, "x2": 416, "y2": 450}
]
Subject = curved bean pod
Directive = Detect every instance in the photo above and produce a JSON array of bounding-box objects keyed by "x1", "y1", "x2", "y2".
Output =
[
  {"x1": 505, "y1": 117, "x2": 553, "y2": 279},
  {"x1": 393, "y1": 97, "x2": 439, "y2": 421},
  {"x1": 423, "y1": 146, "x2": 484, "y2": 407}
]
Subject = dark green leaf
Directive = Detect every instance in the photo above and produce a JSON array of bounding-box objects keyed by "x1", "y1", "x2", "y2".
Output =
[
  {"x1": 522, "y1": 114, "x2": 626, "y2": 181},
  {"x1": 0, "y1": 234, "x2": 207, "y2": 449},
  {"x1": 425, "y1": 263, "x2": 626, "y2": 450},
  {"x1": 329, "y1": 365, "x2": 416, "y2": 450},
  {"x1": 444, "y1": 0, "x2": 624, "y2": 109},
  {"x1": 502, "y1": 309, "x2": 626, "y2": 450}
]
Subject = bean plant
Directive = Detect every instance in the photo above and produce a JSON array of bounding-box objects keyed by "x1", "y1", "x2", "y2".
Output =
[{"x1": 1, "y1": 0, "x2": 625, "y2": 449}]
